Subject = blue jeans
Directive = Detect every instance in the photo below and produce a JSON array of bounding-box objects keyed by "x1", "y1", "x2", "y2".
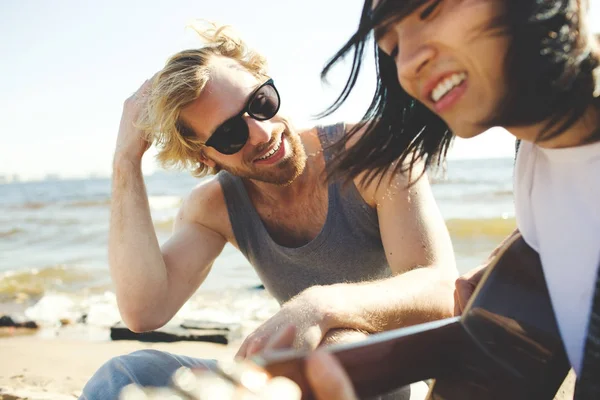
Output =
[
  {"x1": 79, "y1": 349, "x2": 216, "y2": 400},
  {"x1": 80, "y1": 349, "x2": 424, "y2": 400}
]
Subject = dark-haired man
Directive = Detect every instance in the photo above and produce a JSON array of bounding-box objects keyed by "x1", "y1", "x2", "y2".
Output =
[{"x1": 171, "y1": 0, "x2": 598, "y2": 398}]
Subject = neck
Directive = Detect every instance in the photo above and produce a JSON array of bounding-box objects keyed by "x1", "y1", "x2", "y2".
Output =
[{"x1": 508, "y1": 104, "x2": 599, "y2": 149}]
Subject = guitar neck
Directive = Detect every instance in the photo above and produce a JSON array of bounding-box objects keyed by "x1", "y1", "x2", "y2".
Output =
[{"x1": 254, "y1": 317, "x2": 464, "y2": 399}]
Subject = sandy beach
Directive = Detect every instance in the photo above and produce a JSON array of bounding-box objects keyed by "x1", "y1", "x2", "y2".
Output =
[
  {"x1": 0, "y1": 335, "x2": 236, "y2": 399},
  {"x1": 0, "y1": 333, "x2": 577, "y2": 400}
]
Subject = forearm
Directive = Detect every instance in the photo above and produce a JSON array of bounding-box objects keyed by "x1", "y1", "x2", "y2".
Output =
[
  {"x1": 109, "y1": 159, "x2": 169, "y2": 329},
  {"x1": 319, "y1": 328, "x2": 368, "y2": 347},
  {"x1": 323, "y1": 266, "x2": 455, "y2": 333}
]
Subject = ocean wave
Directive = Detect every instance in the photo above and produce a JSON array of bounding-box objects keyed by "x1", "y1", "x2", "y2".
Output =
[
  {"x1": 9, "y1": 198, "x2": 111, "y2": 210},
  {"x1": 430, "y1": 177, "x2": 511, "y2": 186},
  {"x1": 66, "y1": 199, "x2": 111, "y2": 208},
  {"x1": 3, "y1": 286, "x2": 278, "y2": 332},
  {"x1": 0, "y1": 265, "x2": 107, "y2": 301},
  {"x1": 22, "y1": 216, "x2": 81, "y2": 226},
  {"x1": 148, "y1": 195, "x2": 182, "y2": 210},
  {"x1": 22, "y1": 292, "x2": 121, "y2": 326},
  {"x1": 10, "y1": 196, "x2": 180, "y2": 211},
  {"x1": 446, "y1": 217, "x2": 517, "y2": 238},
  {"x1": 453, "y1": 189, "x2": 514, "y2": 201},
  {"x1": 18, "y1": 202, "x2": 47, "y2": 209},
  {"x1": 0, "y1": 227, "x2": 25, "y2": 238}
]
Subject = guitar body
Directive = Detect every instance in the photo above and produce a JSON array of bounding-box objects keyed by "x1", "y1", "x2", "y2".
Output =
[{"x1": 427, "y1": 234, "x2": 570, "y2": 399}]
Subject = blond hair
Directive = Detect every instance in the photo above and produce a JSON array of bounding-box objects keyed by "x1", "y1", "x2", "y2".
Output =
[{"x1": 138, "y1": 21, "x2": 269, "y2": 177}]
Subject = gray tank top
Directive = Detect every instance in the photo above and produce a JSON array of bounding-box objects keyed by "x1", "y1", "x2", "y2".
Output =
[{"x1": 217, "y1": 123, "x2": 391, "y2": 304}]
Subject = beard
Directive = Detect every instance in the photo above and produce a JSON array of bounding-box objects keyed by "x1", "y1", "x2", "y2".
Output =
[{"x1": 216, "y1": 124, "x2": 307, "y2": 186}]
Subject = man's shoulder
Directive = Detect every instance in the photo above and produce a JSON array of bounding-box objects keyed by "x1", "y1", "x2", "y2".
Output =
[
  {"x1": 300, "y1": 122, "x2": 358, "y2": 155},
  {"x1": 304, "y1": 121, "x2": 423, "y2": 204},
  {"x1": 300, "y1": 123, "x2": 349, "y2": 140},
  {"x1": 180, "y1": 176, "x2": 228, "y2": 227},
  {"x1": 352, "y1": 157, "x2": 429, "y2": 208},
  {"x1": 343, "y1": 121, "x2": 363, "y2": 142},
  {"x1": 298, "y1": 126, "x2": 319, "y2": 140}
]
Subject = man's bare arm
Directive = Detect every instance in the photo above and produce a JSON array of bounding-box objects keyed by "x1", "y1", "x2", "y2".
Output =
[
  {"x1": 316, "y1": 163, "x2": 457, "y2": 333},
  {"x1": 315, "y1": 124, "x2": 457, "y2": 332},
  {"x1": 110, "y1": 81, "x2": 226, "y2": 332},
  {"x1": 110, "y1": 163, "x2": 226, "y2": 332}
]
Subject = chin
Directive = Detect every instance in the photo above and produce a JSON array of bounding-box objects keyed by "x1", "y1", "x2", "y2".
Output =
[
  {"x1": 271, "y1": 132, "x2": 308, "y2": 185},
  {"x1": 451, "y1": 124, "x2": 489, "y2": 139},
  {"x1": 264, "y1": 152, "x2": 307, "y2": 186}
]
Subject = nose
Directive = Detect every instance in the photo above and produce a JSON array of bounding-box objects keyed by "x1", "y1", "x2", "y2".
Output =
[
  {"x1": 244, "y1": 116, "x2": 273, "y2": 147},
  {"x1": 395, "y1": 29, "x2": 437, "y2": 80}
]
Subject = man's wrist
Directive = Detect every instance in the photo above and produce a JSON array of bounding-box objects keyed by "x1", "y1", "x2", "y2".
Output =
[
  {"x1": 302, "y1": 284, "x2": 350, "y2": 331},
  {"x1": 113, "y1": 155, "x2": 143, "y2": 175},
  {"x1": 321, "y1": 283, "x2": 378, "y2": 333},
  {"x1": 319, "y1": 328, "x2": 368, "y2": 347}
]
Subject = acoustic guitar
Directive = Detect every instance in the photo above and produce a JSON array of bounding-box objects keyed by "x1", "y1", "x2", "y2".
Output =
[{"x1": 122, "y1": 234, "x2": 570, "y2": 399}]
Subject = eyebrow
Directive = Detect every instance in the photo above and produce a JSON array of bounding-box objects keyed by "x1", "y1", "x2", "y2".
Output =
[
  {"x1": 372, "y1": 0, "x2": 442, "y2": 41},
  {"x1": 208, "y1": 81, "x2": 263, "y2": 136},
  {"x1": 176, "y1": 120, "x2": 196, "y2": 138}
]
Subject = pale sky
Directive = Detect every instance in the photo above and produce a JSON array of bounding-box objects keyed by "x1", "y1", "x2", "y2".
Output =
[{"x1": 1, "y1": 1, "x2": 598, "y2": 180}]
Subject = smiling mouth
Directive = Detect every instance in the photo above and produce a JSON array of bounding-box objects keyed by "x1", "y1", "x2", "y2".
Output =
[
  {"x1": 430, "y1": 72, "x2": 467, "y2": 103},
  {"x1": 255, "y1": 135, "x2": 283, "y2": 162}
]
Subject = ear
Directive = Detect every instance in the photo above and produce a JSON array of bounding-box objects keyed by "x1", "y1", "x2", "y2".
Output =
[{"x1": 199, "y1": 150, "x2": 217, "y2": 168}]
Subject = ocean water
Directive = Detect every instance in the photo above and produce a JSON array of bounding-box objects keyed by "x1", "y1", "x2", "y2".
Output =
[{"x1": 0, "y1": 157, "x2": 517, "y2": 338}]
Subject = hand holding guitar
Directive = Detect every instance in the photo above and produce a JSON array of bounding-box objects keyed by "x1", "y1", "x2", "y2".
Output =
[
  {"x1": 454, "y1": 228, "x2": 522, "y2": 316},
  {"x1": 261, "y1": 325, "x2": 358, "y2": 400},
  {"x1": 235, "y1": 287, "x2": 346, "y2": 359},
  {"x1": 453, "y1": 264, "x2": 487, "y2": 316}
]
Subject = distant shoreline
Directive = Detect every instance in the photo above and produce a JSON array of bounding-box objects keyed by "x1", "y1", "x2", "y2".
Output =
[{"x1": 0, "y1": 156, "x2": 515, "y2": 185}]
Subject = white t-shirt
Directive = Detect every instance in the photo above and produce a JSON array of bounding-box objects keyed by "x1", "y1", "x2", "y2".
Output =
[{"x1": 514, "y1": 139, "x2": 600, "y2": 375}]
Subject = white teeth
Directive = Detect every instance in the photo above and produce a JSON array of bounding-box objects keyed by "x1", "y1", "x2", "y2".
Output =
[
  {"x1": 257, "y1": 138, "x2": 282, "y2": 161},
  {"x1": 431, "y1": 72, "x2": 467, "y2": 103}
]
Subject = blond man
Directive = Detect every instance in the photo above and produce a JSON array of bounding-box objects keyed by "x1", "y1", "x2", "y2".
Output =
[{"x1": 80, "y1": 23, "x2": 456, "y2": 400}]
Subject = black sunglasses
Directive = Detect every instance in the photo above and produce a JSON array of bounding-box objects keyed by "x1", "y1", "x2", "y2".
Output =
[{"x1": 204, "y1": 78, "x2": 281, "y2": 155}]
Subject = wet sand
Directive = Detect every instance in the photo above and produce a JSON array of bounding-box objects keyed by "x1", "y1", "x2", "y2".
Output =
[{"x1": 0, "y1": 336, "x2": 236, "y2": 399}]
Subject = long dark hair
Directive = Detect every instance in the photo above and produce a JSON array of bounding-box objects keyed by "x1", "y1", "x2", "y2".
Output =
[{"x1": 321, "y1": 0, "x2": 599, "y2": 185}]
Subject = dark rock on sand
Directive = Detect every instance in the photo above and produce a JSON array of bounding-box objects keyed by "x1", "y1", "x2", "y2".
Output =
[
  {"x1": 77, "y1": 314, "x2": 88, "y2": 324},
  {"x1": 110, "y1": 320, "x2": 242, "y2": 345},
  {"x1": 0, "y1": 315, "x2": 38, "y2": 329},
  {"x1": 0, "y1": 393, "x2": 24, "y2": 400}
]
